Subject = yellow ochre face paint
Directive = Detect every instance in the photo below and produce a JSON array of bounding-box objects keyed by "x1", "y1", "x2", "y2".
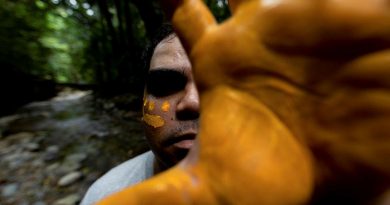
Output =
[
  {"x1": 148, "y1": 101, "x2": 155, "y2": 111},
  {"x1": 161, "y1": 101, "x2": 170, "y2": 112},
  {"x1": 143, "y1": 113, "x2": 165, "y2": 128}
]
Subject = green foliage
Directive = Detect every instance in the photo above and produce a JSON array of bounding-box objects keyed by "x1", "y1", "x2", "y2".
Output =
[
  {"x1": 41, "y1": 8, "x2": 92, "y2": 83},
  {"x1": 0, "y1": 0, "x2": 95, "y2": 83},
  {"x1": 205, "y1": 0, "x2": 231, "y2": 22},
  {"x1": 0, "y1": 0, "x2": 50, "y2": 76},
  {"x1": 0, "y1": 0, "x2": 230, "y2": 89}
]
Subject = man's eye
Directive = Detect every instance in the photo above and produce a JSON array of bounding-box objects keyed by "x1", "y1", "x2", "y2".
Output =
[{"x1": 146, "y1": 70, "x2": 187, "y2": 97}]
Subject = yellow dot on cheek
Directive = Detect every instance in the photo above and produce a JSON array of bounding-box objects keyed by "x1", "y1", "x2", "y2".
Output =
[
  {"x1": 148, "y1": 101, "x2": 155, "y2": 111},
  {"x1": 143, "y1": 113, "x2": 165, "y2": 128},
  {"x1": 161, "y1": 101, "x2": 170, "y2": 112}
]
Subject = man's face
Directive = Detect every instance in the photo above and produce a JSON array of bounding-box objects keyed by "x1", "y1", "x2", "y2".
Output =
[{"x1": 143, "y1": 35, "x2": 199, "y2": 169}]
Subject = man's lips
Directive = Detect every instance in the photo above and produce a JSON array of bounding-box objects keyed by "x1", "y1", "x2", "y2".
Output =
[
  {"x1": 173, "y1": 139, "x2": 194, "y2": 149},
  {"x1": 163, "y1": 133, "x2": 196, "y2": 149}
]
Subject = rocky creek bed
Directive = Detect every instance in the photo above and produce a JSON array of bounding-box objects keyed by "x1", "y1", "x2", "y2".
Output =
[{"x1": 0, "y1": 89, "x2": 149, "y2": 205}]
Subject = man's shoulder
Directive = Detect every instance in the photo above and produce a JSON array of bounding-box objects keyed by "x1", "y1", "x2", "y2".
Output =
[
  {"x1": 80, "y1": 151, "x2": 154, "y2": 205},
  {"x1": 99, "y1": 151, "x2": 154, "y2": 182}
]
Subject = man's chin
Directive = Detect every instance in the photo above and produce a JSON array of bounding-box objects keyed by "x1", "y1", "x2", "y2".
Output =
[{"x1": 166, "y1": 147, "x2": 192, "y2": 166}]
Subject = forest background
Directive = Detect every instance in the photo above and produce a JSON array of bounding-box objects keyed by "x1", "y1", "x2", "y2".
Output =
[{"x1": 0, "y1": 0, "x2": 230, "y2": 116}]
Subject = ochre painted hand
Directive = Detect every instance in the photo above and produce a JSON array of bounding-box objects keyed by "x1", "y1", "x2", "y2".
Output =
[{"x1": 98, "y1": 0, "x2": 390, "y2": 204}]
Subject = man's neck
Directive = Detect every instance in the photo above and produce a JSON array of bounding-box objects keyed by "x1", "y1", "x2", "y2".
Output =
[{"x1": 153, "y1": 158, "x2": 168, "y2": 175}]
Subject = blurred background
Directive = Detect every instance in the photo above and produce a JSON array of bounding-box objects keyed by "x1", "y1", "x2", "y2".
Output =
[{"x1": 0, "y1": 0, "x2": 229, "y2": 204}]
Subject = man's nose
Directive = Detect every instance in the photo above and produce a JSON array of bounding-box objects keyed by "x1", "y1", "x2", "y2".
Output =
[{"x1": 176, "y1": 83, "x2": 200, "y2": 120}]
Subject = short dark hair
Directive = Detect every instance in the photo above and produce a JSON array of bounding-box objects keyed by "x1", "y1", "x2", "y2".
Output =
[{"x1": 142, "y1": 23, "x2": 175, "y2": 79}]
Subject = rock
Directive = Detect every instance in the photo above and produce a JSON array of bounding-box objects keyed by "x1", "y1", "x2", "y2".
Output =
[
  {"x1": 24, "y1": 142, "x2": 40, "y2": 152},
  {"x1": 32, "y1": 201, "x2": 46, "y2": 205},
  {"x1": 1, "y1": 183, "x2": 19, "y2": 197},
  {"x1": 59, "y1": 161, "x2": 81, "y2": 173},
  {"x1": 44, "y1": 145, "x2": 59, "y2": 161},
  {"x1": 5, "y1": 152, "x2": 34, "y2": 169},
  {"x1": 6, "y1": 132, "x2": 34, "y2": 142},
  {"x1": 31, "y1": 158, "x2": 44, "y2": 168},
  {"x1": 58, "y1": 171, "x2": 82, "y2": 187},
  {"x1": 53, "y1": 194, "x2": 81, "y2": 205},
  {"x1": 65, "y1": 153, "x2": 87, "y2": 163},
  {"x1": 90, "y1": 131, "x2": 109, "y2": 138},
  {"x1": 57, "y1": 153, "x2": 87, "y2": 173},
  {"x1": 46, "y1": 162, "x2": 60, "y2": 172},
  {"x1": 0, "y1": 114, "x2": 21, "y2": 127},
  {"x1": 46, "y1": 145, "x2": 60, "y2": 153},
  {"x1": 103, "y1": 102, "x2": 114, "y2": 110},
  {"x1": 0, "y1": 88, "x2": 145, "y2": 204}
]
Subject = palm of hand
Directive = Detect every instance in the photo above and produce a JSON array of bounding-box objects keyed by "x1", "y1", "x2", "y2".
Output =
[{"x1": 98, "y1": 0, "x2": 390, "y2": 204}]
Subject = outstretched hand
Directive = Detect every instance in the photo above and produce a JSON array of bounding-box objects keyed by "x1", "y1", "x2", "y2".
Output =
[{"x1": 98, "y1": 0, "x2": 390, "y2": 204}]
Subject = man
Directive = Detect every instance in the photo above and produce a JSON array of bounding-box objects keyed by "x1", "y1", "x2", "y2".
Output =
[{"x1": 80, "y1": 24, "x2": 199, "y2": 205}]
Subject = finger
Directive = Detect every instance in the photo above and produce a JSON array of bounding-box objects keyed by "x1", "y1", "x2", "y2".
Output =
[
  {"x1": 96, "y1": 166, "x2": 215, "y2": 205},
  {"x1": 161, "y1": 0, "x2": 217, "y2": 51},
  {"x1": 228, "y1": 0, "x2": 253, "y2": 14}
]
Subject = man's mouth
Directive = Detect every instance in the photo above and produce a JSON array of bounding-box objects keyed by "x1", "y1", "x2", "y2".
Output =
[
  {"x1": 163, "y1": 133, "x2": 196, "y2": 149},
  {"x1": 173, "y1": 139, "x2": 194, "y2": 149}
]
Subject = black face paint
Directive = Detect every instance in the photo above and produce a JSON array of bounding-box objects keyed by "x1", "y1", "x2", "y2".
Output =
[{"x1": 146, "y1": 69, "x2": 187, "y2": 97}]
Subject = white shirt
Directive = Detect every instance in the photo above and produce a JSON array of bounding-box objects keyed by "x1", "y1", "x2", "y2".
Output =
[{"x1": 80, "y1": 151, "x2": 154, "y2": 205}]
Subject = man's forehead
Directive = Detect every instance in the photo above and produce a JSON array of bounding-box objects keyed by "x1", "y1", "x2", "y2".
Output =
[{"x1": 150, "y1": 36, "x2": 191, "y2": 72}]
